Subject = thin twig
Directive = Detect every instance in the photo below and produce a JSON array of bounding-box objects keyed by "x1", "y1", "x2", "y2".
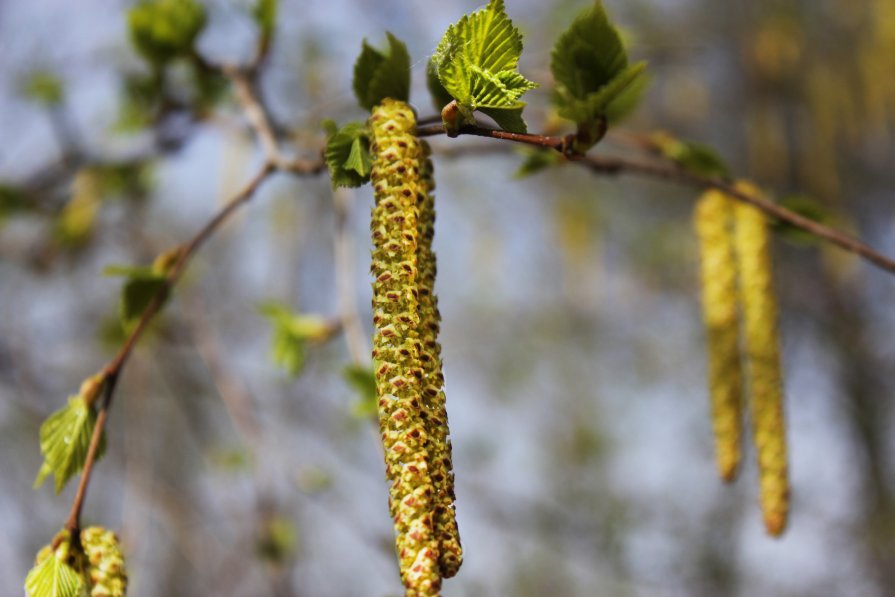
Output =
[
  {"x1": 225, "y1": 66, "x2": 282, "y2": 164},
  {"x1": 416, "y1": 123, "x2": 565, "y2": 151},
  {"x1": 574, "y1": 154, "x2": 895, "y2": 276},
  {"x1": 419, "y1": 124, "x2": 895, "y2": 277},
  {"x1": 64, "y1": 162, "x2": 275, "y2": 533}
]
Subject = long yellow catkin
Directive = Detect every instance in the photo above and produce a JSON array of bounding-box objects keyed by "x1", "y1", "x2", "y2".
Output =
[
  {"x1": 732, "y1": 181, "x2": 789, "y2": 537},
  {"x1": 694, "y1": 190, "x2": 744, "y2": 482},
  {"x1": 417, "y1": 144, "x2": 462, "y2": 578},
  {"x1": 369, "y1": 98, "x2": 441, "y2": 595}
]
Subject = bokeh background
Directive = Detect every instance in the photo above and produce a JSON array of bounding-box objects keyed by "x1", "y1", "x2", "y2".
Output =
[{"x1": 2, "y1": 0, "x2": 895, "y2": 595}]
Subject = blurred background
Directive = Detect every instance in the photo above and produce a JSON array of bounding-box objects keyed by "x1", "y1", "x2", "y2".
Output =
[{"x1": 2, "y1": 0, "x2": 895, "y2": 595}]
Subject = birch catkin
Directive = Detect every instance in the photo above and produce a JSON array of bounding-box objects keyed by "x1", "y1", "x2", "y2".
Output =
[
  {"x1": 81, "y1": 526, "x2": 128, "y2": 597},
  {"x1": 370, "y1": 98, "x2": 441, "y2": 595},
  {"x1": 694, "y1": 190, "x2": 744, "y2": 482},
  {"x1": 732, "y1": 181, "x2": 789, "y2": 537},
  {"x1": 417, "y1": 144, "x2": 462, "y2": 578}
]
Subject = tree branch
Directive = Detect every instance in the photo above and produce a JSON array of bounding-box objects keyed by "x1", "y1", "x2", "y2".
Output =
[
  {"x1": 225, "y1": 66, "x2": 282, "y2": 164},
  {"x1": 416, "y1": 123, "x2": 565, "y2": 151},
  {"x1": 418, "y1": 123, "x2": 895, "y2": 277},
  {"x1": 574, "y1": 154, "x2": 895, "y2": 276},
  {"x1": 64, "y1": 162, "x2": 275, "y2": 533}
]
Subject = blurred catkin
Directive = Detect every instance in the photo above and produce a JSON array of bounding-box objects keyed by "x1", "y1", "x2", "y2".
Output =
[
  {"x1": 369, "y1": 98, "x2": 441, "y2": 595},
  {"x1": 732, "y1": 181, "x2": 789, "y2": 537},
  {"x1": 694, "y1": 190, "x2": 744, "y2": 482}
]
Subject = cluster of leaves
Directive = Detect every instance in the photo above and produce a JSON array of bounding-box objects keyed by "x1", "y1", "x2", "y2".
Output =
[
  {"x1": 127, "y1": 0, "x2": 207, "y2": 65},
  {"x1": 120, "y1": 0, "x2": 277, "y2": 130},
  {"x1": 326, "y1": 0, "x2": 648, "y2": 189},
  {"x1": 550, "y1": 1, "x2": 646, "y2": 148},
  {"x1": 25, "y1": 527, "x2": 127, "y2": 597},
  {"x1": 427, "y1": 0, "x2": 537, "y2": 133},
  {"x1": 24, "y1": 531, "x2": 84, "y2": 597}
]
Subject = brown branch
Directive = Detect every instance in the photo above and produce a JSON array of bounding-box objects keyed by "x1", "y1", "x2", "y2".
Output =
[
  {"x1": 416, "y1": 123, "x2": 565, "y2": 151},
  {"x1": 64, "y1": 162, "x2": 275, "y2": 533},
  {"x1": 574, "y1": 154, "x2": 895, "y2": 276},
  {"x1": 419, "y1": 124, "x2": 895, "y2": 277},
  {"x1": 225, "y1": 66, "x2": 282, "y2": 163}
]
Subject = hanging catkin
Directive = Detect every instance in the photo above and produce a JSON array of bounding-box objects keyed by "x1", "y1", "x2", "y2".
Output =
[
  {"x1": 370, "y1": 98, "x2": 441, "y2": 595},
  {"x1": 417, "y1": 144, "x2": 462, "y2": 578},
  {"x1": 732, "y1": 181, "x2": 789, "y2": 537},
  {"x1": 694, "y1": 189, "x2": 744, "y2": 482}
]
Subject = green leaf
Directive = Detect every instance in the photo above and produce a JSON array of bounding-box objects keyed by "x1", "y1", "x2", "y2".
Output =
[
  {"x1": 121, "y1": 276, "x2": 168, "y2": 327},
  {"x1": 343, "y1": 364, "x2": 378, "y2": 419},
  {"x1": 34, "y1": 396, "x2": 105, "y2": 494},
  {"x1": 651, "y1": 132, "x2": 730, "y2": 178},
  {"x1": 252, "y1": 0, "x2": 277, "y2": 43},
  {"x1": 103, "y1": 264, "x2": 169, "y2": 328},
  {"x1": 551, "y1": 1, "x2": 648, "y2": 125},
  {"x1": 555, "y1": 61, "x2": 647, "y2": 123},
  {"x1": 24, "y1": 547, "x2": 84, "y2": 597},
  {"x1": 426, "y1": 58, "x2": 454, "y2": 112},
  {"x1": 256, "y1": 515, "x2": 297, "y2": 564},
  {"x1": 431, "y1": 0, "x2": 537, "y2": 117},
  {"x1": 0, "y1": 184, "x2": 28, "y2": 222},
  {"x1": 552, "y1": 1, "x2": 627, "y2": 102},
  {"x1": 772, "y1": 195, "x2": 831, "y2": 245},
  {"x1": 514, "y1": 148, "x2": 564, "y2": 178},
  {"x1": 115, "y1": 72, "x2": 163, "y2": 132},
  {"x1": 344, "y1": 137, "x2": 372, "y2": 178},
  {"x1": 20, "y1": 71, "x2": 64, "y2": 107},
  {"x1": 604, "y1": 70, "x2": 649, "y2": 124},
  {"x1": 260, "y1": 303, "x2": 332, "y2": 376},
  {"x1": 353, "y1": 32, "x2": 410, "y2": 111},
  {"x1": 324, "y1": 122, "x2": 372, "y2": 188},
  {"x1": 128, "y1": 0, "x2": 207, "y2": 65},
  {"x1": 479, "y1": 107, "x2": 528, "y2": 134}
]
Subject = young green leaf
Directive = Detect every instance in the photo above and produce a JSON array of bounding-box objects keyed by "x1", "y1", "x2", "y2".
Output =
[
  {"x1": 324, "y1": 122, "x2": 372, "y2": 188},
  {"x1": 0, "y1": 184, "x2": 28, "y2": 222},
  {"x1": 34, "y1": 396, "x2": 106, "y2": 494},
  {"x1": 128, "y1": 0, "x2": 207, "y2": 65},
  {"x1": 260, "y1": 303, "x2": 333, "y2": 376},
  {"x1": 651, "y1": 132, "x2": 730, "y2": 178},
  {"x1": 103, "y1": 264, "x2": 169, "y2": 329},
  {"x1": 121, "y1": 276, "x2": 168, "y2": 327},
  {"x1": 514, "y1": 147, "x2": 564, "y2": 178},
  {"x1": 353, "y1": 32, "x2": 411, "y2": 111},
  {"x1": 256, "y1": 515, "x2": 298, "y2": 565},
  {"x1": 343, "y1": 364, "x2": 377, "y2": 418},
  {"x1": 772, "y1": 195, "x2": 830, "y2": 245},
  {"x1": 20, "y1": 71, "x2": 65, "y2": 107},
  {"x1": 24, "y1": 542, "x2": 84, "y2": 597},
  {"x1": 426, "y1": 58, "x2": 454, "y2": 112},
  {"x1": 551, "y1": 1, "x2": 647, "y2": 125},
  {"x1": 252, "y1": 0, "x2": 278, "y2": 46},
  {"x1": 431, "y1": 0, "x2": 537, "y2": 124}
]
